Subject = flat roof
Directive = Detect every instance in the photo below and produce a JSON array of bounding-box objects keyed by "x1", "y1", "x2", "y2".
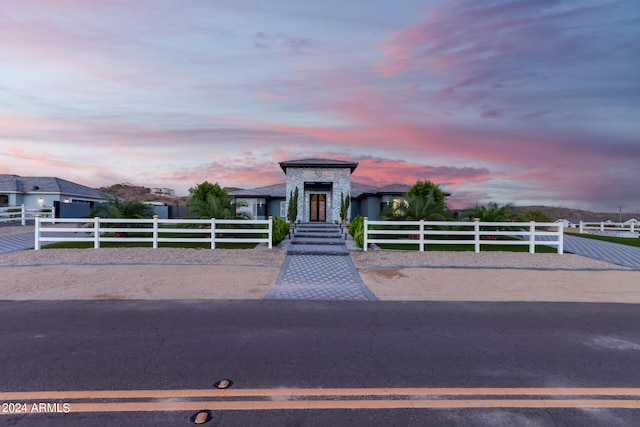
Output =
[{"x1": 279, "y1": 158, "x2": 358, "y2": 173}]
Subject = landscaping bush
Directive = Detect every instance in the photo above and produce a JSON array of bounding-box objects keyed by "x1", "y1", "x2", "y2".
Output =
[
  {"x1": 349, "y1": 215, "x2": 363, "y2": 237},
  {"x1": 353, "y1": 229, "x2": 364, "y2": 248},
  {"x1": 349, "y1": 215, "x2": 364, "y2": 248},
  {"x1": 272, "y1": 216, "x2": 290, "y2": 246}
]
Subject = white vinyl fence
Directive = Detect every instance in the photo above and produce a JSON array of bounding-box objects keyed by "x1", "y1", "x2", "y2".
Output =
[
  {"x1": 579, "y1": 221, "x2": 637, "y2": 233},
  {"x1": 0, "y1": 205, "x2": 55, "y2": 225},
  {"x1": 34, "y1": 216, "x2": 272, "y2": 250},
  {"x1": 363, "y1": 218, "x2": 563, "y2": 253}
]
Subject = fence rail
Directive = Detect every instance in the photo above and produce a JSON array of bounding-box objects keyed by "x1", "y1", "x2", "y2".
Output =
[
  {"x1": 0, "y1": 205, "x2": 55, "y2": 225},
  {"x1": 579, "y1": 221, "x2": 637, "y2": 234},
  {"x1": 363, "y1": 218, "x2": 563, "y2": 253},
  {"x1": 34, "y1": 216, "x2": 273, "y2": 250}
]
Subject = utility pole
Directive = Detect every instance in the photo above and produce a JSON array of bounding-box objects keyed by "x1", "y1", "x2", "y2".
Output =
[{"x1": 619, "y1": 205, "x2": 622, "y2": 223}]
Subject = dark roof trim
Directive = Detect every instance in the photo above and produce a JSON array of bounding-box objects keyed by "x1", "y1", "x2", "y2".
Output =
[{"x1": 279, "y1": 158, "x2": 358, "y2": 173}]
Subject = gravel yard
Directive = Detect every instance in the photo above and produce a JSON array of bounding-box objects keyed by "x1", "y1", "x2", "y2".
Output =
[
  {"x1": 350, "y1": 250, "x2": 624, "y2": 270},
  {"x1": 0, "y1": 246, "x2": 623, "y2": 270},
  {"x1": 0, "y1": 221, "x2": 625, "y2": 270},
  {"x1": 2, "y1": 223, "x2": 638, "y2": 303}
]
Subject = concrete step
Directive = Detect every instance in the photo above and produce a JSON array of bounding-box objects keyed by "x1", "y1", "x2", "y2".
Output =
[
  {"x1": 291, "y1": 237, "x2": 346, "y2": 245},
  {"x1": 294, "y1": 231, "x2": 344, "y2": 239},
  {"x1": 295, "y1": 223, "x2": 340, "y2": 228},
  {"x1": 287, "y1": 244, "x2": 349, "y2": 255}
]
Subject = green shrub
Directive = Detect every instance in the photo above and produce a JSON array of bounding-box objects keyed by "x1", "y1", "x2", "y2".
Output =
[
  {"x1": 349, "y1": 215, "x2": 365, "y2": 248},
  {"x1": 354, "y1": 229, "x2": 364, "y2": 248},
  {"x1": 272, "y1": 216, "x2": 290, "y2": 246},
  {"x1": 349, "y1": 215, "x2": 363, "y2": 237}
]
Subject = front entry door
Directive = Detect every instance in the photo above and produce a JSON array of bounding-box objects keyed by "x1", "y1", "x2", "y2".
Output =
[{"x1": 309, "y1": 194, "x2": 326, "y2": 222}]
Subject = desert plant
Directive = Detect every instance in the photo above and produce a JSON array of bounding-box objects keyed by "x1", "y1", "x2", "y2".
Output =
[
  {"x1": 353, "y1": 228, "x2": 364, "y2": 248},
  {"x1": 462, "y1": 203, "x2": 516, "y2": 222},
  {"x1": 522, "y1": 209, "x2": 551, "y2": 222},
  {"x1": 188, "y1": 181, "x2": 227, "y2": 203},
  {"x1": 340, "y1": 192, "x2": 350, "y2": 223},
  {"x1": 380, "y1": 181, "x2": 448, "y2": 221},
  {"x1": 287, "y1": 187, "x2": 299, "y2": 224},
  {"x1": 349, "y1": 215, "x2": 363, "y2": 237},
  {"x1": 188, "y1": 193, "x2": 249, "y2": 220},
  {"x1": 87, "y1": 198, "x2": 155, "y2": 237},
  {"x1": 271, "y1": 216, "x2": 290, "y2": 246}
]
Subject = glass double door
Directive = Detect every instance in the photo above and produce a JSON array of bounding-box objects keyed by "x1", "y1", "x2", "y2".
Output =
[{"x1": 309, "y1": 194, "x2": 326, "y2": 222}]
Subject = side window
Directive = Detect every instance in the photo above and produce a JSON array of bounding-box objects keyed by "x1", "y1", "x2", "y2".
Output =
[
  {"x1": 0, "y1": 194, "x2": 8, "y2": 207},
  {"x1": 280, "y1": 201, "x2": 286, "y2": 218}
]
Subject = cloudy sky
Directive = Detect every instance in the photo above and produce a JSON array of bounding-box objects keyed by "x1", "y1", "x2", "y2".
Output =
[{"x1": 1, "y1": 0, "x2": 638, "y2": 211}]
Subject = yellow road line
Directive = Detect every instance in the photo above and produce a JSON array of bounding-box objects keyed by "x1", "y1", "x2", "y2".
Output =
[
  {"x1": 2, "y1": 399, "x2": 639, "y2": 414},
  {"x1": 2, "y1": 387, "x2": 640, "y2": 400}
]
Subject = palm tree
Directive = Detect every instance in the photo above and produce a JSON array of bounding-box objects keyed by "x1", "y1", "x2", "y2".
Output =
[
  {"x1": 462, "y1": 203, "x2": 516, "y2": 222},
  {"x1": 522, "y1": 209, "x2": 551, "y2": 222},
  {"x1": 381, "y1": 191, "x2": 447, "y2": 221},
  {"x1": 188, "y1": 193, "x2": 249, "y2": 220},
  {"x1": 462, "y1": 202, "x2": 518, "y2": 240},
  {"x1": 88, "y1": 198, "x2": 155, "y2": 237}
]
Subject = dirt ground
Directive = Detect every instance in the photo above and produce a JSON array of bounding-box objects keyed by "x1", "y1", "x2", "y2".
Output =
[
  {"x1": 1, "y1": 224, "x2": 638, "y2": 302},
  {"x1": 358, "y1": 267, "x2": 640, "y2": 303},
  {"x1": 2, "y1": 262, "x2": 639, "y2": 303}
]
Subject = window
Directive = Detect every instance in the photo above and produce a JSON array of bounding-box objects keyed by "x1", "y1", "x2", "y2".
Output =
[
  {"x1": 0, "y1": 194, "x2": 8, "y2": 207},
  {"x1": 280, "y1": 201, "x2": 286, "y2": 218}
]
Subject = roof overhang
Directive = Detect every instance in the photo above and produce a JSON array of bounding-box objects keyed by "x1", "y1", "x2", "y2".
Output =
[{"x1": 279, "y1": 158, "x2": 358, "y2": 173}]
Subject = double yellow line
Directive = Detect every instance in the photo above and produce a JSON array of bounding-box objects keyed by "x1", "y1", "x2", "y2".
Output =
[{"x1": 2, "y1": 388, "x2": 639, "y2": 413}]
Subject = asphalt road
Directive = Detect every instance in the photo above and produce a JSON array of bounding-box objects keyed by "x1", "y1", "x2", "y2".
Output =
[{"x1": 2, "y1": 300, "x2": 640, "y2": 426}]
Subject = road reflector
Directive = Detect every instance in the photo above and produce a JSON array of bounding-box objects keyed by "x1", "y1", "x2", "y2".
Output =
[
  {"x1": 215, "y1": 379, "x2": 232, "y2": 389},
  {"x1": 191, "y1": 410, "x2": 210, "y2": 424}
]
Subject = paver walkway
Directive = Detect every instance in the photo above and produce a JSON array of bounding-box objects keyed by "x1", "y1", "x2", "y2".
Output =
[
  {"x1": 0, "y1": 232, "x2": 34, "y2": 255},
  {"x1": 266, "y1": 223, "x2": 376, "y2": 301},
  {"x1": 541, "y1": 233, "x2": 640, "y2": 270}
]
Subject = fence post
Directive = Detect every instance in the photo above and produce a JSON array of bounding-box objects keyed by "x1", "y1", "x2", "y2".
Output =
[
  {"x1": 600, "y1": 222, "x2": 604, "y2": 231},
  {"x1": 211, "y1": 218, "x2": 216, "y2": 249},
  {"x1": 474, "y1": 218, "x2": 480, "y2": 253},
  {"x1": 94, "y1": 217, "x2": 100, "y2": 249},
  {"x1": 557, "y1": 220, "x2": 564, "y2": 254},
  {"x1": 21, "y1": 204, "x2": 26, "y2": 226},
  {"x1": 529, "y1": 221, "x2": 536, "y2": 253},
  {"x1": 363, "y1": 217, "x2": 368, "y2": 251},
  {"x1": 34, "y1": 215, "x2": 41, "y2": 250},
  {"x1": 51, "y1": 205, "x2": 56, "y2": 224},
  {"x1": 579, "y1": 221, "x2": 584, "y2": 234},
  {"x1": 152, "y1": 215, "x2": 159, "y2": 249},
  {"x1": 268, "y1": 216, "x2": 273, "y2": 249},
  {"x1": 419, "y1": 220, "x2": 425, "y2": 252}
]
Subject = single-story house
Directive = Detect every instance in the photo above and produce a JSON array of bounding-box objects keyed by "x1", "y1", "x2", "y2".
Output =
[
  {"x1": 564, "y1": 217, "x2": 640, "y2": 228},
  {"x1": 0, "y1": 174, "x2": 112, "y2": 217},
  {"x1": 228, "y1": 158, "x2": 429, "y2": 222}
]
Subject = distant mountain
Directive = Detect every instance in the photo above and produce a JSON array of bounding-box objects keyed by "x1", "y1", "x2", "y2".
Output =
[
  {"x1": 512, "y1": 205, "x2": 639, "y2": 221},
  {"x1": 98, "y1": 184, "x2": 188, "y2": 206}
]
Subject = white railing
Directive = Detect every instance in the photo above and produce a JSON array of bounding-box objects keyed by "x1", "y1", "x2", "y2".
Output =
[
  {"x1": 34, "y1": 216, "x2": 272, "y2": 250},
  {"x1": 0, "y1": 204, "x2": 55, "y2": 225},
  {"x1": 579, "y1": 221, "x2": 636, "y2": 233},
  {"x1": 363, "y1": 218, "x2": 563, "y2": 254}
]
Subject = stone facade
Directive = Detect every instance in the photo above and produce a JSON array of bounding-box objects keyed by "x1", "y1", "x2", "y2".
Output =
[{"x1": 285, "y1": 166, "x2": 352, "y2": 223}]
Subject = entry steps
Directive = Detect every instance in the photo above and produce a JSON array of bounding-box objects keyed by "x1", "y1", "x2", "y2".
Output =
[
  {"x1": 288, "y1": 223, "x2": 349, "y2": 255},
  {"x1": 268, "y1": 222, "x2": 376, "y2": 300}
]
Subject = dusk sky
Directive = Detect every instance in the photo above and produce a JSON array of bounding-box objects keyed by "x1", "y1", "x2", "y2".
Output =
[{"x1": 1, "y1": 0, "x2": 638, "y2": 211}]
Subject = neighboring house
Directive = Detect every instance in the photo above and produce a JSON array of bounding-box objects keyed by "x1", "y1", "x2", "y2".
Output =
[
  {"x1": 227, "y1": 158, "x2": 431, "y2": 222},
  {"x1": 565, "y1": 217, "x2": 640, "y2": 228},
  {"x1": 0, "y1": 174, "x2": 112, "y2": 217},
  {"x1": 150, "y1": 187, "x2": 175, "y2": 196}
]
